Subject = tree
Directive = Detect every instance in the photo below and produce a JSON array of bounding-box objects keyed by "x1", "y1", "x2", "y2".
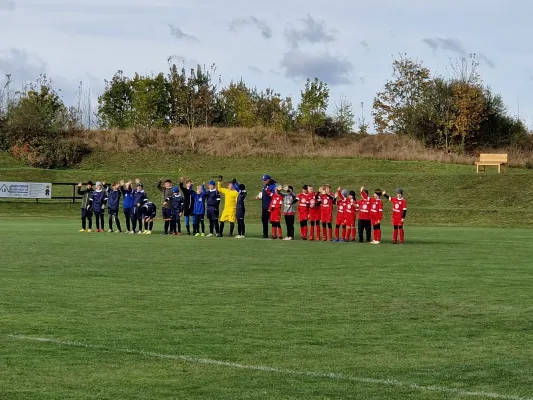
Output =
[
  {"x1": 97, "y1": 71, "x2": 133, "y2": 129},
  {"x1": 297, "y1": 78, "x2": 329, "y2": 145},
  {"x1": 372, "y1": 54, "x2": 432, "y2": 134},
  {"x1": 219, "y1": 80, "x2": 257, "y2": 127},
  {"x1": 130, "y1": 72, "x2": 171, "y2": 130},
  {"x1": 332, "y1": 94, "x2": 355, "y2": 135},
  {"x1": 357, "y1": 102, "x2": 369, "y2": 134}
]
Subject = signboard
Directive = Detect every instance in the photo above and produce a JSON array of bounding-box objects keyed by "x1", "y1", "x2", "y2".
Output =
[{"x1": 0, "y1": 182, "x2": 52, "y2": 199}]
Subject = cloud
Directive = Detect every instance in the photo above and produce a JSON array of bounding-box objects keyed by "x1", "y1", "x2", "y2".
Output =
[
  {"x1": 0, "y1": 48, "x2": 47, "y2": 82},
  {"x1": 280, "y1": 50, "x2": 353, "y2": 85},
  {"x1": 423, "y1": 37, "x2": 495, "y2": 68},
  {"x1": 248, "y1": 65, "x2": 262, "y2": 73},
  {"x1": 0, "y1": 0, "x2": 15, "y2": 11},
  {"x1": 360, "y1": 40, "x2": 369, "y2": 51},
  {"x1": 285, "y1": 14, "x2": 336, "y2": 48},
  {"x1": 168, "y1": 24, "x2": 198, "y2": 41},
  {"x1": 229, "y1": 16, "x2": 272, "y2": 39}
]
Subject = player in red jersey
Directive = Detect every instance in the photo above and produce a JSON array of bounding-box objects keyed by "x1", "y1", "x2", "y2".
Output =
[
  {"x1": 297, "y1": 185, "x2": 310, "y2": 240},
  {"x1": 383, "y1": 188, "x2": 407, "y2": 244},
  {"x1": 357, "y1": 186, "x2": 372, "y2": 243},
  {"x1": 268, "y1": 184, "x2": 284, "y2": 239},
  {"x1": 319, "y1": 185, "x2": 335, "y2": 241},
  {"x1": 368, "y1": 188, "x2": 383, "y2": 244},
  {"x1": 334, "y1": 187, "x2": 348, "y2": 242},
  {"x1": 308, "y1": 185, "x2": 321, "y2": 240},
  {"x1": 343, "y1": 190, "x2": 358, "y2": 241}
]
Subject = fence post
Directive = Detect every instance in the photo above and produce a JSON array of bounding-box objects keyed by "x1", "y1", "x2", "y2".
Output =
[{"x1": 72, "y1": 184, "x2": 76, "y2": 203}]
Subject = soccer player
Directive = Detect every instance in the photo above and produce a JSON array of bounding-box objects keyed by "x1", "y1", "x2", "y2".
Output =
[
  {"x1": 383, "y1": 188, "x2": 407, "y2": 244},
  {"x1": 141, "y1": 198, "x2": 157, "y2": 234},
  {"x1": 281, "y1": 185, "x2": 297, "y2": 240},
  {"x1": 319, "y1": 185, "x2": 335, "y2": 241},
  {"x1": 179, "y1": 177, "x2": 195, "y2": 235},
  {"x1": 106, "y1": 182, "x2": 122, "y2": 233},
  {"x1": 236, "y1": 183, "x2": 247, "y2": 238},
  {"x1": 131, "y1": 180, "x2": 146, "y2": 234},
  {"x1": 167, "y1": 186, "x2": 183, "y2": 235},
  {"x1": 77, "y1": 181, "x2": 93, "y2": 232},
  {"x1": 120, "y1": 180, "x2": 134, "y2": 233},
  {"x1": 334, "y1": 188, "x2": 349, "y2": 242},
  {"x1": 308, "y1": 185, "x2": 321, "y2": 241},
  {"x1": 297, "y1": 185, "x2": 310, "y2": 240},
  {"x1": 268, "y1": 184, "x2": 284, "y2": 239},
  {"x1": 357, "y1": 186, "x2": 372, "y2": 243},
  {"x1": 90, "y1": 181, "x2": 108, "y2": 232},
  {"x1": 192, "y1": 184, "x2": 207, "y2": 236},
  {"x1": 369, "y1": 188, "x2": 383, "y2": 244},
  {"x1": 216, "y1": 176, "x2": 239, "y2": 237},
  {"x1": 158, "y1": 178, "x2": 173, "y2": 235},
  {"x1": 206, "y1": 180, "x2": 221, "y2": 237},
  {"x1": 344, "y1": 190, "x2": 357, "y2": 242}
]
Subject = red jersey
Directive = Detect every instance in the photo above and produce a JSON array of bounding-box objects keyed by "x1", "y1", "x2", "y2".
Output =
[
  {"x1": 319, "y1": 194, "x2": 334, "y2": 213},
  {"x1": 269, "y1": 193, "x2": 283, "y2": 222},
  {"x1": 390, "y1": 197, "x2": 407, "y2": 222},
  {"x1": 370, "y1": 198, "x2": 383, "y2": 222},
  {"x1": 308, "y1": 192, "x2": 321, "y2": 221},
  {"x1": 297, "y1": 192, "x2": 310, "y2": 220},
  {"x1": 344, "y1": 199, "x2": 357, "y2": 226},
  {"x1": 357, "y1": 197, "x2": 371, "y2": 220},
  {"x1": 335, "y1": 191, "x2": 346, "y2": 225}
]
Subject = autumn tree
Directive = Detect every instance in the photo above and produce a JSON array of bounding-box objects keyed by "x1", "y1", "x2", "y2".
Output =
[
  {"x1": 219, "y1": 80, "x2": 257, "y2": 127},
  {"x1": 130, "y1": 72, "x2": 171, "y2": 130},
  {"x1": 251, "y1": 88, "x2": 295, "y2": 132},
  {"x1": 297, "y1": 78, "x2": 329, "y2": 145},
  {"x1": 332, "y1": 94, "x2": 355, "y2": 135},
  {"x1": 97, "y1": 71, "x2": 133, "y2": 129},
  {"x1": 372, "y1": 54, "x2": 432, "y2": 134}
]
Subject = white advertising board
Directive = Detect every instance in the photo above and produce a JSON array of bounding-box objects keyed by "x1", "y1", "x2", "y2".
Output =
[{"x1": 0, "y1": 182, "x2": 52, "y2": 199}]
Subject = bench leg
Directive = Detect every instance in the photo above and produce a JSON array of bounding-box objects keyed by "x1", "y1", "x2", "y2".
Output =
[
  {"x1": 476, "y1": 164, "x2": 479, "y2": 173},
  {"x1": 498, "y1": 165, "x2": 500, "y2": 173}
]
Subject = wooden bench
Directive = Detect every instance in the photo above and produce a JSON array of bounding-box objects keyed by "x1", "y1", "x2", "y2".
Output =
[{"x1": 475, "y1": 153, "x2": 508, "y2": 173}]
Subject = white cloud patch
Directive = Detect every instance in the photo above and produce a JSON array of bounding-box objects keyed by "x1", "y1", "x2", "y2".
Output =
[{"x1": 280, "y1": 50, "x2": 353, "y2": 85}]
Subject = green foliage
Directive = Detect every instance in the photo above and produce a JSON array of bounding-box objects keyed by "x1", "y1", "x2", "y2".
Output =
[
  {"x1": 97, "y1": 71, "x2": 133, "y2": 129},
  {"x1": 130, "y1": 73, "x2": 171, "y2": 130},
  {"x1": 331, "y1": 95, "x2": 355, "y2": 135},
  {"x1": 297, "y1": 78, "x2": 329, "y2": 143}
]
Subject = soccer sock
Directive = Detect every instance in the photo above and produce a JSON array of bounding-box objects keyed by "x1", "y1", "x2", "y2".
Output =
[
  {"x1": 88, "y1": 218, "x2": 92, "y2": 230},
  {"x1": 328, "y1": 227, "x2": 333, "y2": 240},
  {"x1": 149, "y1": 222, "x2": 153, "y2": 231},
  {"x1": 242, "y1": 221, "x2": 245, "y2": 236},
  {"x1": 186, "y1": 223, "x2": 190, "y2": 234},
  {"x1": 335, "y1": 226, "x2": 340, "y2": 239},
  {"x1": 109, "y1": 216, "x2": 113, "y2": 230},
  {"x1": 214, "y1": 220, "x2": 220, "y2": 234},
  {"x1": 351, "y1": 228, "x2": 356, "y2": 241},
  {"x1": 177, "y1": 219, "x2": 181, "y2": 233},
  {"x1": 377, "y1": 229, "x2": 381, "y2": 242},
  {"x1": 100, "y1": 214, "x2": 104, "y2": 230},
  {"x1": 82, "y1": 217, "x2": 86, "y2": 230},
  {"x1": 229, "y1": 223, "x2": 235, "y2": 235},
  {"x1": 272, "y1": 226, "x2": 276, "y2": 238},
  {"x1": 219, "y1": 222, "x2": 225, "y2": 235},
  {"x1": 200, "y1": 220, "x2": 205, "y2": 233},
  {"x1": 309, "y1": 222, "x2": 315, "y2": 239},
  {"x1": 393, "y1": 227, "x2": 399, "y2": 242},
  {"x1": 125, "y1": 214, "x2": 131, "y2": 231},
  {"x1": 209, "y1": 219, "x2": 214, "y2": 234},
  {"x1": 322, "y1": 225, "x2": 327, "y2": 240},
  {"x1": 277, "y1": 227, "x2": 282, "y2": 238},
  {"x1": 96, "y1": 216, "x2": 100, "y2": 230},
  {"x1": 164, "y1": 220, "x2": 169, "y2": 233},
  {"x1": 144, "y1": 221, "x2": 148, "y2": 230},
  {"x1": 170, "y1": 220, "x2": 176, "y2": 233},
  {"x1": 399, "y1": 228, "x2": 404, "y2": 242},
  {"x1": 132, "y1": 218, "x2": 136, "y2": 232},
  {"x1": 342, "y1": 226, "x2": 346, "y2": 239}
]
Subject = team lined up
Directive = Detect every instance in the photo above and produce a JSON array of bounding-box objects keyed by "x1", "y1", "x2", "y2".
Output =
[{"x1": 76, "y1": 175, "x2": 407, "y2": 244}]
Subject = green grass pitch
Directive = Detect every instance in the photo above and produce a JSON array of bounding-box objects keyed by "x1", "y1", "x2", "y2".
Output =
[{"x1": 2, "y1": 220, "x2": 533, "y2": 399}]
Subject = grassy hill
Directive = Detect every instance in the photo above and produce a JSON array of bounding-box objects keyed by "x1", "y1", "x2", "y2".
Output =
[{"x1": 0, "y1": 150, "x2": 531, "y2": 227}]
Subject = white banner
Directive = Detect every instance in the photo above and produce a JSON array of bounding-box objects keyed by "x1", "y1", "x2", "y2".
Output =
[{"x1": 0, "y1": 182, "x2": 52, "y2": 199}]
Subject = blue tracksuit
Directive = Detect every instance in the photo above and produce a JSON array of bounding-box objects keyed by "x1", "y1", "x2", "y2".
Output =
[
  {"x1": 107, "y1": 189, "x2": 121, "y2": 213},
  {"x1": 90, "y1": 190, "x2": 107, "y2": 212},
  {"x1": 192, "y1": 186, "x2": 207, "y2": 216},
  {"x1": 121, "y1": 186, "x2": 134, "y2": 210},
  {"x1": 237, "y1": 190, "x2": 247, "y2": 219},
  {"x1": 133, "y1": 189, "x2": 146, "y2": 207},
  {"x1": 168, "y1": 192, "x2": 184, "y2": 217},
  {"x1": 262, "y1": 180, "x2": 276, "y2": 210},
  {"x1": 206, "y1": 189, "x2": 221, "y2": 220}
]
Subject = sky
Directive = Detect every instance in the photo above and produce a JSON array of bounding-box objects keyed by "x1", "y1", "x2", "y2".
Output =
[{"x1": 1, "y1": 0, "x2": 532, "y2": 129}]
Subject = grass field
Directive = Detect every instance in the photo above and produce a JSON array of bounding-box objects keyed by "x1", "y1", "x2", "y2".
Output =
[
  {"x1": 2, "y1": 220, "x2": 533, "y2": 399},
  {"x1": 2, "y1": 150, "x2": 533, "y2": 399}
]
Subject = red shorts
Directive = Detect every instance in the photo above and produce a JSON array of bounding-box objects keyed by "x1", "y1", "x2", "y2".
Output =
[
  {"x1": 335, "y1": 215, "x2": 346, "y2": 225},
  {"x1": 371, "y1": 219, "x2": 381, "y2": 226},
  {"x1": 309, "y1": 211, "x2": 321, "y2": 222},
  {"x1": 298, "y1": 211, "x2": 309, "y2": 221},
  {"x1": 270, "y1": 211, "x2": 281, "y2": 223},
  {"x1": 392, "y1": 216, "x2": 403, "y2": 226},
  {"x1": 321, "y1": 212, "x2": 332, "y2": 223},
  {"x1": 345, "y1": 216, "x2": 356, "y2": 227}
]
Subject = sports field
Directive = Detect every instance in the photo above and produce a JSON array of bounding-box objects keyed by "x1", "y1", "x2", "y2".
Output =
[
  {"x1": 2, "y1": 220, "x2": 533, "y2": 399},
  {"x1": 1, "y1": 153, "x2": 533, "y2": 399}
]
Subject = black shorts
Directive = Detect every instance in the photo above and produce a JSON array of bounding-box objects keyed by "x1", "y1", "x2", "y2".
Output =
[
  {"x1": 162, "y1": 208, "x2": 171, "y2": 219},
  {"x1": 81, "y1": 208, "x2": 93, "y2": 219},
  {"x1": 108, "y1": 208, "x2": 118, "y2": 216},
  {"x1": 143, "y1": 213, "x2": 156, "y2": 220},
  {"x1": 207, "y1": 207, "x2": 219, "y2": 220}
]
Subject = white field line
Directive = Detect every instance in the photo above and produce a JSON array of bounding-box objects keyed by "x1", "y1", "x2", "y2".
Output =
[{"x1": 6, "y1": 334, "x2": 533, "y2": 400}]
